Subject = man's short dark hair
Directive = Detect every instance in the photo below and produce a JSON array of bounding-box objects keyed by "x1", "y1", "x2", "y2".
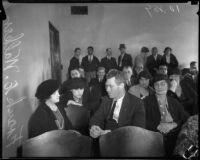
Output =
[
  {"x1": 106, "y1": 48, "x2": 111, "y2": 52},
  {"x1": 74, "y1": 48, "x2": 81, "y2": 52},
  {"x1": 106, "y1": 69, "x2": 126, "y2": 85},
  {"x1": 122, "y1": 65, "x2": 133, "y2": 70},
  {"x1": 87, "y1": 46, "x2": 94, "y2": 50}
]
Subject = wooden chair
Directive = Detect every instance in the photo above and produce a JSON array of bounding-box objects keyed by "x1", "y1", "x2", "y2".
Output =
[
  {"x1": 65, "y1": 105, "x2": 90, "y2": 135},
  {"x1": 22, "y1": 130, "x2": 92, "y2": 157},
  {"x1": 99, "y1": 126, "x2": 165, "y2": 157}
]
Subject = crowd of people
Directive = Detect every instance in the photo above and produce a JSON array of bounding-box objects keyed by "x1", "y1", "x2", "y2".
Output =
[{"x1": 28, "y1": 44, "x2": 198, "y2": 157}]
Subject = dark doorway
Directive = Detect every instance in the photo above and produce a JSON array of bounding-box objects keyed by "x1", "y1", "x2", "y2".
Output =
[{"x1": 49, "y1": 21, "x2": 62, "y2": 84}]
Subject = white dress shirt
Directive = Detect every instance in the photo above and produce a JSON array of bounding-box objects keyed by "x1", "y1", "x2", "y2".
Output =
[
  {"x1": 112, "y1": 94, "x2": 125, "y2": 123},
  {"x1": 88, "y1": 55, "x2": 93, "y2": 62}
]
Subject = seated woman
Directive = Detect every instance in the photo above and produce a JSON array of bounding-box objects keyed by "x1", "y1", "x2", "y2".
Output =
[
  {"x1": 167, "y1": 68, "x2": 198, "y2": 115},
  {"x1": 59, "y1": 77, "x2": 89, "y2": 107},
  {"x1": 144, "y1": 74, "x2": 189, "y2": 156},
  {"x1": 61, "y1": 78, "x2": 90, "y2": 135},
  {"x1": 28, "y1": 79, "x2": 72, "y2": 138},
  {"x1": 128, "y1": 70, "x2": 154, "y2": 99}
]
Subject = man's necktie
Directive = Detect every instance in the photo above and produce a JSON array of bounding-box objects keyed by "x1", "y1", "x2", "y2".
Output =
[{"x1": 109, "y1": 101, "x2": 117, "y2": 120}]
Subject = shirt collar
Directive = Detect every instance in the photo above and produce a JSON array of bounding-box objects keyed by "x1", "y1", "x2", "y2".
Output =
[
  {"x1": 107, "y1": 56, "x2": 111, "y2": 60},
  {"x1": 115, "y1": 93, "x2": 125, "y2": 103}
]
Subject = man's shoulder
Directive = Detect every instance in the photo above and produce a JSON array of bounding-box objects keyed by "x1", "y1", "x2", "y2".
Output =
[
  {"x1": 125, "y1": 53, "x2": 132, "y2": 57},
  {"x1": 129, "y1": 84, "x2": 139, "y2": 91},
  {"x1": 70, "y1": 56, "x2": 77, "y2": 61},
  {"x1": 126, "y1": 92, "x2": 142, "y2": 102},
  {"x1": 147, "y1": 54, "x2": 153, "y2": 60},
  {"x1": 82, "y1": 55, "x2": 88, "y2": 60},
  {"x1": 94, "y1": 55, "x2": 99, "y2": 60},
  {"x1": 101, "y1": 56, "x2": 107, "y2": 61},
  {"x1": 101, "y1": 95, "x2": 111, "y2": 101}
]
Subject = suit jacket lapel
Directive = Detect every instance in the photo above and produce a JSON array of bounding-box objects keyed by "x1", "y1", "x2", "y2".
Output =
[
  {"x1": 118, "y1": 93, "x2": 129, "y2": 126},
  {"x1": 152, "y1": 95, "x2": 161, "y2": 123}
]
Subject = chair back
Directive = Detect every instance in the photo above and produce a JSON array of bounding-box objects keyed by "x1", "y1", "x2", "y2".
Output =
[
  {"x1": 99, "y1": 126, "x2": 165, "y2": 157},
  {"x1": 65, "y1": 105, "x2": 90, "y2": 135},
  {"x1": 22, "y1": 130, "x2": 92, "y2": 157}
]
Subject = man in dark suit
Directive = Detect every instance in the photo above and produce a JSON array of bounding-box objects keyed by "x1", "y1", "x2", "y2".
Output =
[
  {"x1": 117, "y1": 44, "x2": 133, "y2": 71},
  {"x1": 89, "y1": 69, "x2": 145, "y2": 138},
  {"x1": 100, "y1": 48, "x2": 118, "y2": 73},
  {"x1": 68, "y1": 48, "x2": 82, "y2": 78},
  {"x1": 122, "y1": 65, "x2": 137, "y2": 90},
  {"x1": 146, "y1": 47, "x2": 162, "y2": 77},
  {"x1": 89, "y1": 67, "x2": 107, "y2": 116},
  {"x1": 81, "y1": 46, "x2": 100, "y2": 83}
]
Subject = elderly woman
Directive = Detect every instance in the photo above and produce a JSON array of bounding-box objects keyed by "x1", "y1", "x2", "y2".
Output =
[
  {"x1": 168, "y1": 68, "x2": 198, "y2": 115},
  {"x1": 128, "y1": 70, "x2": 154, "y2": 99},
  {"x1": 28, "y1": 79, "x2": 72, "y2": 138},
  {"x1": 144, "y1": 74, "x2": 189, "y2": 156}
]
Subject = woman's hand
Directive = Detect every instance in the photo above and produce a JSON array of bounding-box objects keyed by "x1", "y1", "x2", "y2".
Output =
[{"x1": 67, "y1": 100, "x2": 82, "y2": 106}]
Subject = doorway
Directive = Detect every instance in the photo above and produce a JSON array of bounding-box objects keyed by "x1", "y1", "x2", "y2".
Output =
[{"x1": 49, "y1": 21, "x2": 62, "y2": 84}]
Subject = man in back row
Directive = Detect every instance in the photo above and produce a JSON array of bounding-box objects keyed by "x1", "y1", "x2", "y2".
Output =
[
  {"x1": 100, "y1": 48, "x2": 118, "y2": 73},
  {"x1": 81, "y1": 46, "x2": 100, "y2": 83},
  {"x1": 118, "y1": 44, "x2": 133, "y2": 71},
  {"x1": 89, "y1": 69, "x2": 145, "y2": 138}
]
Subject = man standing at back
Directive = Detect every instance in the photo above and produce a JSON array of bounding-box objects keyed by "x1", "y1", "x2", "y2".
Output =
[
  {"x1": 89, "y1": 69, "x2": 145, "y2": 138},
  {"x1": 68, "y1": 48, "x2": 82, "y2": 78},
  {"x1": 146, "y1": 47, "x2": 162, "y2": 77},
  {"x1": 134, "y1": 46, "x2": 149, "y2": 70},
  {"x1": 101, "y1": 48, "x2": 118, "y2": 73},
  {"x1": 81, "y1": 46, "x2": 100, "y2": 83},
  {"x1": 118, "y1": 44, "x2": 133, "y2": 71}
]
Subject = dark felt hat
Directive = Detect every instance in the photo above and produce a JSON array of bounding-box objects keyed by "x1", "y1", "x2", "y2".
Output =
[
  {"x1": 119, "y1": 44, "x2": 126, "y2": 49},
  {"x1": 64, "y1": 78, "x2": 86, "y2": 91},
  {"x1": 153, "y1": 74, "x2": 169, "y2": 84},
  {"x1": 138, "y1": 70, "x2": 152, "y2": 80},
  {"x1": 35, "y1": 79, "x2": 59, "y2": 100}
]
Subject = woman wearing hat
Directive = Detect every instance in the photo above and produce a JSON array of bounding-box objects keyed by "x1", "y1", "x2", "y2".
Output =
[
  {"x1": 128, "y1": 70, "x2": 154, "y2": 99},
  {"x1": 28, "y1": 79, "x2": 72, "y2": 138},
  {"x1": 144, "y1": 74, "x2": 189, "y2": 156},
  {"x1": 59, "y1": 77, "x2": 90, "y2": 107},
  {"x1": 60, "y1": 77, "x2": 91, "y2": 135}
]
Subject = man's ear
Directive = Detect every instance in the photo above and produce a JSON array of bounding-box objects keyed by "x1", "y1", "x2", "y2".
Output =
[{"x1": 119, "y1": 82, "x2": 125, "y2": 89}]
